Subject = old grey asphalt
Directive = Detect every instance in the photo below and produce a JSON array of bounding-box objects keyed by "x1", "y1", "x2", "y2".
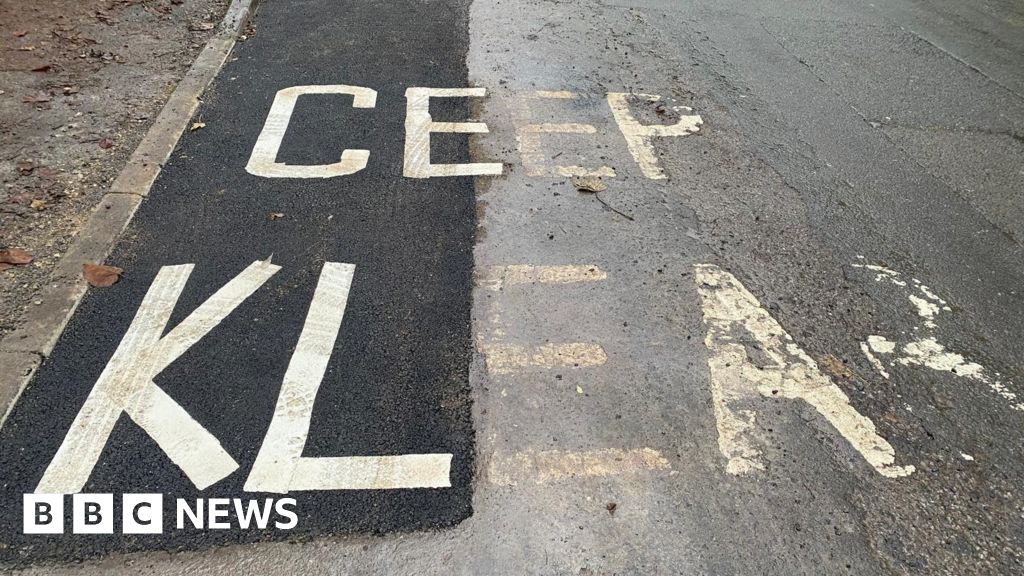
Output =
[{"x1": 3, "y1": 0, "x2": 1023, "y2": 574}]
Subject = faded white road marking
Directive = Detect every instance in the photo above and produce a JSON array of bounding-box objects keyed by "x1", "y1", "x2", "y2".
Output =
[
  {"x1": 245, "y1": 262, "x2": 451, "y2": 493},
  {"x1": 37, "y1": 261, "x2": 280, "y2": 494},
  {"x1": 860, "y1": 341, "x2": 890, "y2": 379},
  {"x1": 516, "y1": 91, "x2": 615, "y2": 178},
  {"x1": 403, "y1": 87, "x2": 503, "y2": 178},
  {"x1": 477, "y1": 264, "x2": 607, "y2": 290},
  {"x1": 246, "y1": 85, "x2": 377, "y2": 178},
  {"x1": 694, "y1": 264, "x2": 913, "y2": 478},
  {"x1": 481, "y1": 343, "x2": 607, "y2": 374},
  {"x1": 488, "y1": 448, "x2": 671, "y2": 485},
  {"x1": 853, "y1": 263, "x2": 1023, "y2": 411},
  {"x1": 606, "y1": 92, "x2": 702, "y2": 179}
]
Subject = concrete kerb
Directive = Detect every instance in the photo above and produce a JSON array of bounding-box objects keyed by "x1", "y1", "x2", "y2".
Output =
[{"x1": 0, "y1": 0, "x2": 259, "y2": 424}]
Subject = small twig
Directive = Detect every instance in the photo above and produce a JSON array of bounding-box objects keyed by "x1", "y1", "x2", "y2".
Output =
[{"x1": 594, "y1": 193, "x2": 634, "y2": 221}]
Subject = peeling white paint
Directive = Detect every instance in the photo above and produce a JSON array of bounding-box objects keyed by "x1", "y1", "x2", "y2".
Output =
[
  {"x1": 515, "y1": 91, "x2": 615, "y2": 178},
  {"x1": 694, "y1": 264, "x2": 913, "y2": 478},
  {"x1": 866, "y1": 334, "x2": 897, "y2": 355},
  {"x1": 860, "y1": 341, "x2": 890, "y2": 379},
  {"x1": 477, "y1": 264, "x2": 607, "y2": 290},
  {"x1": 851, "y1": 263, "x2": 907, "y2": 286},
  {"x1": 480, "y1": 343, "x2": 607, "y2": 374},
  {"x1": 852, "y1": 262, "x2": 1022, "y2": 411},
  {"x1": 488, "y1": 448, "x2": 670, "y2": 485},
  {"x1": 606, "y1": 92, "x2": 702, "y2": 179}
]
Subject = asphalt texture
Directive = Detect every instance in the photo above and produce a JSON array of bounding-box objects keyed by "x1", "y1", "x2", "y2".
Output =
[
  {"x1": 0, "y1": 0, "x2": 476, "y2": 563},
  {"x1": 4, "y1": 0, "x2": 1024, "y2": 574}
]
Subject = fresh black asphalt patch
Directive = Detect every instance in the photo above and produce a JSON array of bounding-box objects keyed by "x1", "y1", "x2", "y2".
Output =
[{"x1": 0, "y1": 0, "x2": 477, "y2": 563}]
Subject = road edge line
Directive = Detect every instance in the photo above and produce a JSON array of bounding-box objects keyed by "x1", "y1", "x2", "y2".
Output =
[{"x1": 0, "y1": 0, "x2": 259, "y2": 425}]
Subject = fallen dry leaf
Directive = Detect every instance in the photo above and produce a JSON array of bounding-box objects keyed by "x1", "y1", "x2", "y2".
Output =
[
  {"x1": 17, "y1": 45, "x2": 36, "y2": 52},
  {"x1": 98, "y1": 137, "x2": 115, "y2": 149},
  {"x1": 30, "y1": 199, "x2": 47, "y2": 211},
  {"x1": 190, "y1": 122, "x2": 206, "y2": 131},
  {"x1": 13, "y1": 31, "x2": 27, "y2": 38},
  {"x1": 16, "y1": 159, "x2": 34, "y2": 174},
  {"x1": 21, "y1": 92, "x2": 50, "y2": 104},
  {"x1": 820, "y1": 354, "x2": 855, "y2": 380},
  {"x1": 0, "y1": 248, "x2": 33, "y2": 266},
  {"x1": 63, "y1": 85, "x2": 80, "y2": 95},
  {"x1": 269, "y1": 212, "x2": 285, "y2": 220},
  {"x1": 606, "y1": 502, "x2": 617, "y2": 515},
  {"x1": 83, "y1": 263, "x2": 123, "y2": 287},
  {"x1": 191, "y1": 21, "x2": 216, "y2": 31},
  {"x1": 31, "y1": 64, "x2": 51, "y2": 72},
  {"x1": 572, "y1": 175, "x2": 607, "y2": 193}
]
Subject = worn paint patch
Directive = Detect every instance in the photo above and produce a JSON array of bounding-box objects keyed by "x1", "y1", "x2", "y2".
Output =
[
  {"x1": 694, "y1": 264, "x2": 913, "y2": 478},
  {"x1": 515, "y1": 91, "x2": 616, "y2": 178},
  {"x1": 487, "y1": 448, "x2": 671, "y2": 485},
  {"x1": 477, "y1": 264, "x2": 607, "y2": 290},
  {"x1": 606, "y1": 92, "x2": 702, "y2": 179},
  {"x1": 480, "y1": 343, "x2": 608, "y2": 374},
  {"x1": 853, "y1": 263, "x2": 1022, "y2": 411}
]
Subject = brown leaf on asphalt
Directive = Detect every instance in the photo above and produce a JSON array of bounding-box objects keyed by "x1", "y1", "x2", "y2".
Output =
[
  {"x1": 605, "y1": 502, "x2": 617, "y2": 515},
  {"x1": 190, "y1": 122, "x2": 206, "y2": 131},
  {"x1": 62, "y1": 85, "x2": 80, "y2": 95},
  {"x1": 21, "y1": 92, "x2": 50, "y2": 104},
  {"x1": 13, "y1": 31, "x2": 28, "y2": 38},
  {"x1": 98, "y1": 137, "x2": 115, "y2": 149},
  {"x1": 16, "y1": 159, "x2": 34, "y2": 174},
  {"x1": 571, "y1": 175, "x2": 607, "y2": 193},
  {"x1": 269, "y1": 212, "x2": 285, "y2": 220},
  {"x1": 0, "y1": 248, "x2": 33, "y2": 266},
  {"x1": 30, "y1": 199, "x2": 47, "y2": 211},
  {"x1": 31, "y1": 64, "x2": 51, "y2": 72},
  {"x1": 83, "y1": 263, "x2": 123, "y2": 287}
]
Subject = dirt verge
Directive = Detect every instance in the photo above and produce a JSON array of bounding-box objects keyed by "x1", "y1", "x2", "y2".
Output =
[{"x1": 0, "y1": 0, "x2": 231, "y2": 339}]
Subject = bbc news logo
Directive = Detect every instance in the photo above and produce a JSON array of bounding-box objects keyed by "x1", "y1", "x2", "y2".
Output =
[{"x1": 23, "y1": 494, "x2": 298, "y2": 534}]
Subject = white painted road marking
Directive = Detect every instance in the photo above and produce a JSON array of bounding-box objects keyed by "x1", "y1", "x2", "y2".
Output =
[
  {"x1": 477, "y1": 264, "x2": 607, "y2": 290},
  {"x1": 516, "y1": 90, "x2": 616, "y2": 178},
  {"x1": 37, "y1": 261, "x2": 281, "y2": 494},
  {"x1": 607, "y1": 92, "x2": 702, "y2": 180},
  {"x1": 244, "y1": 86, "x2": 705, "y2": 180},
  {"x1": 481, "y1": 343, "x2": 608, "y2": 375},
  {"x1": 403, "y1": 87, "x2": 503, "y2": 178},
  {"x1": 246, "y1": 85, "x2": 378, "y2": 178},
  {"x1": 694, "y1": 264, "x2": 914, "y2": 478},
  {"x1": 853, "y1": 261, "x2": 1023, "y2": 411},
  {"x1": 245, "y1": 262, "x2": 452, "y2": 493},
  {"x1": 488, "y1": 448, "x2": 671, "y2": 485}
]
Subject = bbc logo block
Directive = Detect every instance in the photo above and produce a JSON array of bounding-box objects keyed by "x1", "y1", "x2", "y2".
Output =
[{"x1": 24, "y1": 494, "x2": 163, "y2": 534}]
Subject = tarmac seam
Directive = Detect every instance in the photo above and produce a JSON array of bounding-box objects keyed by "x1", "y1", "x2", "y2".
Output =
[{"x1": 0, "y1": 0, "x2": 259, "y2": 426}]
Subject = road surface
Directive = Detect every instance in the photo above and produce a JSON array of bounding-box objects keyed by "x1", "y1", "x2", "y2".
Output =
[{"x1": 1, "y1": 0, "x2": 1022, "y2": 573}]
